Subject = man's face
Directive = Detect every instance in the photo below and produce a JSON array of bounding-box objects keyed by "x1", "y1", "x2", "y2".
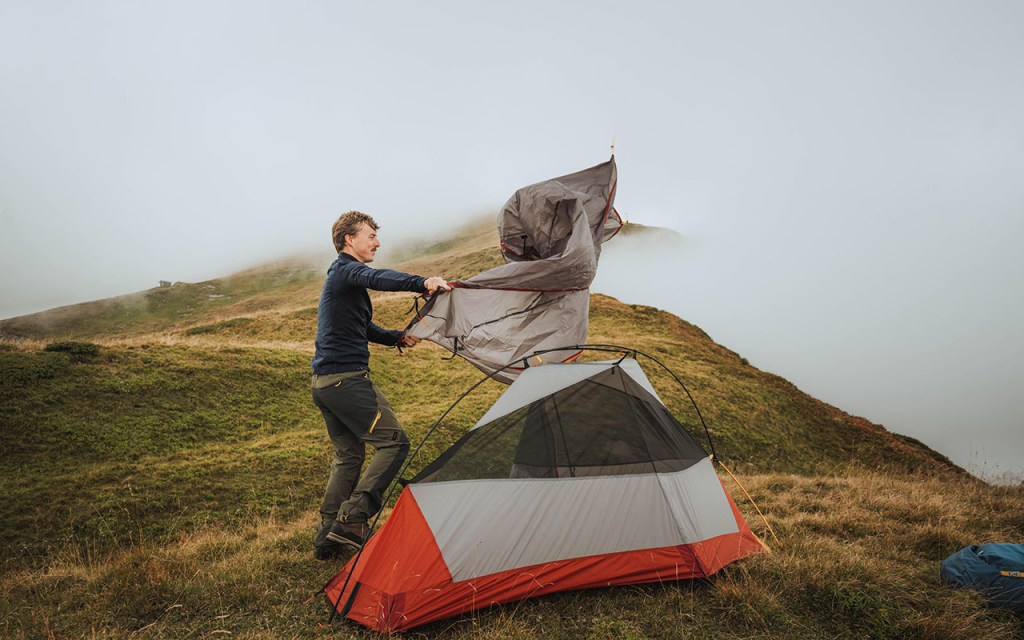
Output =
[{"x1": 345, "y1": 223, "x2": 380, "y2": 264}]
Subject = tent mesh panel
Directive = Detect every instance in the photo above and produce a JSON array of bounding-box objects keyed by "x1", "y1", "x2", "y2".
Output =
[{"x1": 413, "y1": 365, "x2": 707, "y2": 483}]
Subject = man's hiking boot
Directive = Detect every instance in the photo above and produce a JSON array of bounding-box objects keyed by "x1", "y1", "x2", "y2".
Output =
[
  {"x1": 313, "y1": 521, "x2": 344, "y2": 561},
  {"x1": 326, "y1": 520, "x2": 369, "y2": 550}
]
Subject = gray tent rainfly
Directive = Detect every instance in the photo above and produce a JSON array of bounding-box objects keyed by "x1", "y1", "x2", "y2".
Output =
[{"x1": 404, "y1": 157, "x2": 622, "y2": 383}]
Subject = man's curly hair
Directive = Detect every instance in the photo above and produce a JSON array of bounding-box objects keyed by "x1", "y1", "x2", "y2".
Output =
[{"x1": 332, "y1": 211, "x2": 379, "y2": 253}]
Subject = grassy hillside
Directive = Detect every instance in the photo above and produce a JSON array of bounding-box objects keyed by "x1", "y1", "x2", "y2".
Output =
[
  {"x1": 1, "y1": 220, "x2": 1021, "y2": 638},
  {"x1": 0, "y1": 257, "x2": 327, "y2": 341}
]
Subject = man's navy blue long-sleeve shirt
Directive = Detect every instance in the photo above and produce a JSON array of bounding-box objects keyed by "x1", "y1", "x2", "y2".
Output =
[{"x1": 312, "y1": 253, "x2": 426, "y2": 374}]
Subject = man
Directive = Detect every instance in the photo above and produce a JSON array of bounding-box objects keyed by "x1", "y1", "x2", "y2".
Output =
[{"x1": 311, "y1": 210, "x2": 450, "y2": 560}]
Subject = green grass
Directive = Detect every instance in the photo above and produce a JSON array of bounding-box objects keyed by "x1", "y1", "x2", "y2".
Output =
[
  {"x1": 0, "y1": 344, "x2": 324, "y2": 571},
  {"x1": 3, "y1": 319, "x2": 1017, "y2": 638},
  {"x1": 1, "y1": 466, "x2": 1020, "y2": 638},
  {"x1": 2, "y1": 221, "x2": 1021, "y2": 638},
  {"x1": 184, "y1": 317, "x2": 260, "y2": 336},
  {"x1": 0, "y1": 260, "x2": 322, "y2": 340},
  {"x1": 0, "y1": 348, "x2": 70, "y2": 387}
]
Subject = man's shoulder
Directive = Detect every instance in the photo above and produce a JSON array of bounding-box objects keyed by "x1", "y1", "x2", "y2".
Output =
[
  {"x1": 328, "y1": 255, "x2": 370, "y2": 278},
  {"x1": 330, "y1": 253, "x2": 360, "y2": 268}
]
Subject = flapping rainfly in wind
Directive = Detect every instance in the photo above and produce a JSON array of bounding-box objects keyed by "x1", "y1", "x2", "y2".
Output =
[{"x1": 404, "y1": 156, "x2": 622, "y2": 382}]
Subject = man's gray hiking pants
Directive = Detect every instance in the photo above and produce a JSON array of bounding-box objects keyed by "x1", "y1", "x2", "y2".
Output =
[{"x1": 312, "y1": 370, "x2": 409, "y2": 524}]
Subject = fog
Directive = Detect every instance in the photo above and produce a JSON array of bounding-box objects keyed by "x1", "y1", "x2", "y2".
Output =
[
  {"x1": 594, "y1": 223, "x2": 1023, "y2": 481},
  {"x1": 2, "y1": 2, "x2": 1021, "y2": 478}
]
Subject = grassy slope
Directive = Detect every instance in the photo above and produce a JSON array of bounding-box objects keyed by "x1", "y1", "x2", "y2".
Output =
[
  {"x1": 0, "y1": 258, "x2": 325, "y2": 341},
  {"x1": 1, "y1": 220, "x2": 1021, "y2": 638}
]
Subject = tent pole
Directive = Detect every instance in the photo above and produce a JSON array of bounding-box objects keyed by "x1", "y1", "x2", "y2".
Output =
[{"x1": 522, "y1": 344, "x2": 719, "y2": 461}]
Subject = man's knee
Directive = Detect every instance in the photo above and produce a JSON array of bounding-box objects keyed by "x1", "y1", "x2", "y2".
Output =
[
  {"x1": 329, "y1": 430, "x2": 363, "y2": 460},
  {"x1": 332, "y1": 451, "x2": 365, "y2": 469},
  {"x1": 394, "y1": 435, "x2": 410, "y2": 459},
  {"x1": 367, "y1": 427, "x2": 408, "y2": 455}
]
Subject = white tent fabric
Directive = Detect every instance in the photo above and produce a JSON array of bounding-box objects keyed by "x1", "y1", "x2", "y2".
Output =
[
  {"x1": 409, "y1": 457, "x2": 735, "y2": 582},
  {"x1": 408, "y1": 358, "x2": 738, "y2": 580}
]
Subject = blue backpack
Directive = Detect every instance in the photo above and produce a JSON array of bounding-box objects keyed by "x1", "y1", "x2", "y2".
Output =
[{"x1": 941, "y1": 543, "x2": 1024, "y2": 614}]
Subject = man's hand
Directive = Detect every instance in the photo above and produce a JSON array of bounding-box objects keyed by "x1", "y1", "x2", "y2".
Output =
[
  {"x1": 424, "y1": 276, "x2": 451, "y2": 295},
  {"x1": 398, "y1": 335, "x2": 421, "y2": 351}
]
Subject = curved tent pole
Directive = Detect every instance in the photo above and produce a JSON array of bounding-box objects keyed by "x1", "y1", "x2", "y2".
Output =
[
  {"x1": 326, "y1": 342, "x2": 717, "y2": 622},
  {"x1": 517, "y1": 343, "x2": 719, "y2": 461}
]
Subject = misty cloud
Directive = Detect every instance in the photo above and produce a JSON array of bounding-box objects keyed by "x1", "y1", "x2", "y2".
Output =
[{"x1": 2, "y1": 1, "x2": 1022, "y2": 478}]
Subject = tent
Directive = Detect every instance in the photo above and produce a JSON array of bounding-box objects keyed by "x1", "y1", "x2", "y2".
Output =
[
  {"x1": 404, "y1": 157, "x2": 622, "y2": 383},
  {"x1": 323, "y1": 354, "x2": 764, "y2": 632}
]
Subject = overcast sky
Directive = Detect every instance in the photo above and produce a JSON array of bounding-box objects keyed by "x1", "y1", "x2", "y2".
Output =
[{"x1": 2, "y1": 1, "x2": 1021, "y2": 479}]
